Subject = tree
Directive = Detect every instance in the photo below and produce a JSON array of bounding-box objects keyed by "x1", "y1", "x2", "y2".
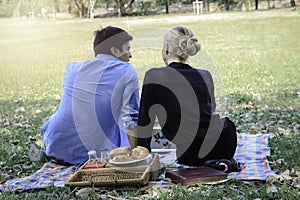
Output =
[
  {"x1": 74, "y1": 0, "x2": 85, "y2": 18},
  {"x1": 114, "y1": 0, "x2": 135, "y2": 17},
  {"x1": 52, "y1": 0, "x2": 60, "y2": 18},
  {"x1": 66, "y1": 0, "x2": 72, "y2": 13},
  {"x1": 290, "y1": 0, "x2": 296, "y2": 7},
  {"x1": 154, "y1": 0, "x2": 170, "y2": 14},
  {"x1": 115, "y1": 0, "x2": 123, "y2": 17},
  {"x1": 13, "y1": 0, "x2": 22, "y2": 17},
  {"x1": 203, "y1": 0, "x2": 209, "y2": 12},
  {"x1": 165, "y1": 0, "x2": 169, "y2": 14},
  {"x1": 224, "y1": 0, "x2": 229, "y2": 11},
  {"x1": 255, "y1": 0, "x2": 258, "y2": 10},
  {"x1": 88, "y1": 0, "x2": 96, "y2": 18},
  {"x1": 53, "y1": 0, "x2": 59, "y2": 13}
]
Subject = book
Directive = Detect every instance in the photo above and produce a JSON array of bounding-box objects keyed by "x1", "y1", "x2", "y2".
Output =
[{"x1": 165, "y1": 166, "x2": 227, "y2": 186}]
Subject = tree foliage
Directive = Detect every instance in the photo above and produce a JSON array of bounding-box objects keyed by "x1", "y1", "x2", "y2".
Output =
[{"x1": 0, "y1": 0, "x2": 297, "y2": 18}]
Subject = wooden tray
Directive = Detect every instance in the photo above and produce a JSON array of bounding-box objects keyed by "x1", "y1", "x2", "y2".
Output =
[{"x1": 65, "y1": 153, "x2": 161, "y2": 187}]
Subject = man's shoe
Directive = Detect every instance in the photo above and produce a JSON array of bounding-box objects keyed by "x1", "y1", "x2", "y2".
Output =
[{"x1": 29, "y1": 143, "x2": 47, "y2": 162}]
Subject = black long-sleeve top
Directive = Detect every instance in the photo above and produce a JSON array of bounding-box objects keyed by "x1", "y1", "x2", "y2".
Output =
[{"x1": 137, "y1": 62, "x2": 216, "y2": 159}]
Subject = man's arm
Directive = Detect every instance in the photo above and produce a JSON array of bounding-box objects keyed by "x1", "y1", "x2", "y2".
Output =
[
  {"x1": 122, "y1": 68, "x2": 139, "y2": 148},
  {"x1": 136, "y1": 71, "x2": 157, "y2": 151},
  {"x1": 126, "y1": 127, "x2": 137, "y2": 148}
]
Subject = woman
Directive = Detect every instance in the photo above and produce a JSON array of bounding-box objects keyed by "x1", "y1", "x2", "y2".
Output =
[{"x1": 137, "y1": 26, "x2": 237, "y2": 167}]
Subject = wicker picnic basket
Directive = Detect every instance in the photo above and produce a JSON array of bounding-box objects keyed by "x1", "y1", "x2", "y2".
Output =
[{"x1": 65, "y1": 153, "x2": 161, "y2": 187}]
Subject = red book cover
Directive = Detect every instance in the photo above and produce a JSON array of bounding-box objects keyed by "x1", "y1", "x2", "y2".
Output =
[{"x1": 165, "y1": 166, "x2": 227, "y2": 186}]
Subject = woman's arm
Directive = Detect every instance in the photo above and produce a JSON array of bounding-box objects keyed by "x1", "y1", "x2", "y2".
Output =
[{"x1": 200, "y1": 69, "x2": 216, "y2": 113}]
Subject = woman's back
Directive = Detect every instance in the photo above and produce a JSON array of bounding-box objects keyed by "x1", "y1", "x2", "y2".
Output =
[{"x1": 137, "y1": 26, "x2": 237, "y2": 166}]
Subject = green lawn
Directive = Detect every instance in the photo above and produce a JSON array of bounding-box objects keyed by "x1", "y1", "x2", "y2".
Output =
[{"x1": 0, "y1": 8, "x2": 299, "y2": 199}]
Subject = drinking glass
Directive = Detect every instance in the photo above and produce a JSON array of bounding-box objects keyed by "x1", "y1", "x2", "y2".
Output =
[{"x1": 99, "y1": 149, "x2": 109, "y2": 162}]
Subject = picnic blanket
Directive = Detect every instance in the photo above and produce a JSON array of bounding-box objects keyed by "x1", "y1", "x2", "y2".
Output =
[
  {"x1": 228, "y1": 133, "x2": 277, "y2": 180},
  {"x1": 0, "y1": 133, "x2": 277, "y2": 192},
  {"x1": 0, "y1": 161, "x2": 77, "y2": 192}
]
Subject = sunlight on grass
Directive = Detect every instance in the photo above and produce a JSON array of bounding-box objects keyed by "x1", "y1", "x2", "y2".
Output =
[{"x1": 1, "y1": 13, "x2": 299, "y2": 108}]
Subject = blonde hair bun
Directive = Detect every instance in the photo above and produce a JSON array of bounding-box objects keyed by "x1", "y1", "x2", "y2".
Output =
[
  {"x1": 165, "y1": 26, "x2": 201, "y2": 60},
  {"x1": 179, "y1": 36, "x2": 201, "y2": 57}
]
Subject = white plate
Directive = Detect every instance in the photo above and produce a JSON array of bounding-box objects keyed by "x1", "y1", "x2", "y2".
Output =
[
  {"x1": 109, "y1": 154, "x2": 152, "y2": 166},
  {"x1": 151, "y1": 149, "x2": 176, "y2": 154}
]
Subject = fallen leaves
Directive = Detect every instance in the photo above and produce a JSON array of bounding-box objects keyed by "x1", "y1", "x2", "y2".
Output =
[
  {"x1": 266, "y1": 167, "x2": 300, "y2": 191},
  {"x1": 15, "y1": 107, "x2": 26, "y2": 113},
  {"x1": 1, "y1": 91, "x2": 299, "y2": 199},
  {"x1": 266, "y1": 175, "x2": 277, "y2": 184},
  {"x1": 76, "y1": 187, "x2": 92, "y2": 197},
  {"x1": 227, "y1": 105, "x2": 300, "y2": 136},
  {"x1": 278, "y1": 170, "x2": 293, "y2": 182},
  {"x1": 277, "y1": 169, "x2": 300, "y2": 189},
  {"x1": 266, "y1": 185, "x2": 278, "y2": 193}
]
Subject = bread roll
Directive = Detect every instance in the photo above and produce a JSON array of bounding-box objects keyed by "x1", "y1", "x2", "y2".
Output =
[
  {"x1": 112, "y1": 155, "x2": 134, "y2": 162},
  {"x1": 109, "y1": 146, "x2": 131, "y2": 159},
  {"x1": 131, "y1": 146, "x2": 149, "y2": 160}
]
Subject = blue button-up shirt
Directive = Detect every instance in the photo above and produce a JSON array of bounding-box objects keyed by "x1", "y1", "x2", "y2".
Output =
[{"x1": 41, "y1": 54, "x2": 139, "y2": 164}]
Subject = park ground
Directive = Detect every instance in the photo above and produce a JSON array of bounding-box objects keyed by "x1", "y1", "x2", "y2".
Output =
[{"x1": 0, "y1": 7, "x2": 299, "y2": 199}]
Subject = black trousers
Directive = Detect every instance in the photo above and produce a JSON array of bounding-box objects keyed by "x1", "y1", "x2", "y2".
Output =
[{"x1": 177, "y1": 117, "x2": 237, "y2": 166}]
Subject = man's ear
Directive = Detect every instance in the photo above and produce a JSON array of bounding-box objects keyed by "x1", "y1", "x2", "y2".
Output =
[{"x1": 111, "y1": 46, "x2": 120, "y2": 58}]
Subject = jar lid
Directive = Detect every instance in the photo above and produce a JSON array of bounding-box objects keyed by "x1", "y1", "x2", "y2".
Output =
[{"x1": 88, "y1": 150, "x2": 97, "y2": 156}]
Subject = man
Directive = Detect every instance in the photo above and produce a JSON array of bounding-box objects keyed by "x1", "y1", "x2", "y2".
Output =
[{"x1": 40, "y1": 26, "x2": 139, "y2": 165}]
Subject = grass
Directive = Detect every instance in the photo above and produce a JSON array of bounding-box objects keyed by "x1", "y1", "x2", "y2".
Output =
[{"x1": 0, "y1": 8, "x2": 300, "y2": 199}]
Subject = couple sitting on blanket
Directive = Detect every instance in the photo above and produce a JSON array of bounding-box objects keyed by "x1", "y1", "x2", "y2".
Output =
[{"x1": 39, "y1": 26, "x2": 239, "y2": 172}]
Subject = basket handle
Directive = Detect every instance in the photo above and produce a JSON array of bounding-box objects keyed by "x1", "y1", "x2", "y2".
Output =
[{"x1": 89, "y1": 173, "x2": 117, "y2": 185}]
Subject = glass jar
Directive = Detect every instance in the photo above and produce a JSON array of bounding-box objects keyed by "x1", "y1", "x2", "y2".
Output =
[
  {"x1": 99, "y1": 149, "x2": 109, "y2": 163},
  {"x1": 88, "y1": 150, "x2": 98, "y2": 161}
]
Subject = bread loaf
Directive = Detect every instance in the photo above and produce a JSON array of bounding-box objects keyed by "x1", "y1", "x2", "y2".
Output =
[
  {"x1": 109, "y1": 146, "x2": 131, "y2": 159},
  {"x1": 112, "y1": 155, "x2": 134, "y2": 162},
  {"x1": 131, "y1": 146, "x2": 149, "y2": 160}
]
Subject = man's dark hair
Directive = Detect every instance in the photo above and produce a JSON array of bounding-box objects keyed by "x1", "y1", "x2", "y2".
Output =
[{"x1": 93, "y1": 26, "x2": 133, "y2": 56}]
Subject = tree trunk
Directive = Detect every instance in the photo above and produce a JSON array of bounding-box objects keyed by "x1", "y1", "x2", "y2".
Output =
[
  {"x1": 75, "y1": 0, "x2": 84, "y2": 18},
  {"x1": 206, "y1": 0, "x2": 210, "y2": 12},
  {"x1": 203, "y1": 0, "x2": 209, "y2": 12},
  {"x1": 105, "y1": 2, "x2": 108, "y2": 12},
  {"x1": 255, "y1": 0, "x2": 259, "y2": 10},
  {"x1": 68, "y1": 5, "x2": 72, "y2": 14},
  {"x1": 290, "y1": 0, "x2": 296, "y2": 7},
  {"x1": 117, "y1": 3, "x2": 122, "y2": 17},
  {"x1": 115, "y1": 0, "x2": 123, "y2": 17},
  {"x1": 67, "y1": 0, "x2": 72, "y2": 13},
  {"x1": 224, "y1": 0, "x2": 230, "y2": 11},
  {"x1": 127, "y1": 0, "x2": 135, "y2": 8},
  {"x1": 89, "y1": 0, "x2": 96, "y2": 19},
  {"x1": 53, "y1": 0, "x2": 60, "y2": 13},
  {"x1": 14, "y1": 0, "x2": 21, "y2": 18},
  {"x1": 165, "y1": 0, "x2": 169, "y2": 14},
  {"x1": 29, "y1": 0, "x2": 35, "y2": 18}
]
